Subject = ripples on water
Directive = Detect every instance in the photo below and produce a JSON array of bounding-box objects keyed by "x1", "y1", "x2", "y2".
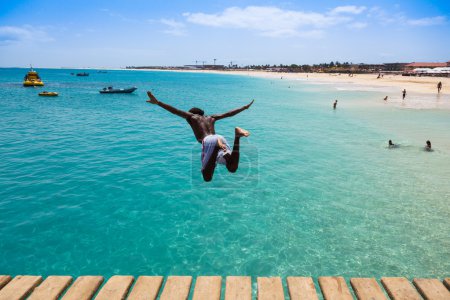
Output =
[{"x1": 0, "y1": 68, "x2": 449, "y2": 277}]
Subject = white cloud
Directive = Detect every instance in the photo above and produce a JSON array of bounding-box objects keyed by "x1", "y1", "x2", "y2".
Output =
[
  {"x1": 181, "y1": 5, "x2": 446, "y2": 38},
  {"x1": 183, "y1": 6, "x2": 356, "y2": 38},
  {"x1": 367, "y1": 7, "x2": 392, "y2": 23},
  {"x1": 407, "y1": 16, "x2": 446, "y2": 26},
  {"x1": 347, "y1": 22, "x2": 368, "y2": 29},
  {"x1": 160, "y1": 19, "x2": 187, "y2": 36},
  {"x1": 329, "y1": 6, "x2": 366, "y2": 15},
  {"x1": 0, "y1": 25, "x2": 53, "y2": 45},
  {"x1": 368, "y1": 7, "x2": 446, "y2": 27},
  {"x1": 263, "y1": 29, "x2": 324, "y2": 38}
]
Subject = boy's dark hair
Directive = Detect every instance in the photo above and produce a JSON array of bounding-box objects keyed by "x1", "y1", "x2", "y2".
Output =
[{"x1": 189, "y1": 107, "x2": 204, "y2": 116}]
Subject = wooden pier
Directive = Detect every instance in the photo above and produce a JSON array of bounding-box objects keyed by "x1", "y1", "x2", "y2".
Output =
[{"x1": 0, "y1": 275, "x2": 449, "y2": 300}]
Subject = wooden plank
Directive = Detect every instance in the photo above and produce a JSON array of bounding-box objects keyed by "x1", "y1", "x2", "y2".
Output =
[
  {"x1": 444, "y1": 278, "x2": 450, "y2": 290},
  {"x1": 192, "y1": 276, "x2": 222, "y2": 300},
  {"x1": 350, "y1": 278, "x2": 387, "y2": 300},
  {"x1": 287, "y1": 276, "x2": 319, "y2": 300},
  {"x1": 61, "y1": 276, "x2": 104, "y2": 300},
  {"x1": 225, "y1": 276, "x2": 252, "y2": 300},
  {"x1": 95, "y1": 275, "x2": 134, "y2": 300},
  {"x1": 159, "y1": 276, "x2": 192, "y2": 300},
  {"x1": 258, "y1": 277, "x2": 284, "y2": 300},
  {"x1": 28, "y1": 276, "x2": 73, "y2": 300},
  {"x1": 318, "y1": 276, "x2": 353, "y2": 300},
  {"x1": 380, "y1": 277, "x2": 421, "y2": 300},
  {"x1": 0, "y1": 275, "x2": 42, "y2": 300},
  {"x1": 127, "y1": 276, "x2": 164, "y2": 300},
  {"x1": 413, "y1": 278, "x2": 450, "y2": 300},
  {"x1": 0, "y1": 276, "x2": 12, "y2": 290}
]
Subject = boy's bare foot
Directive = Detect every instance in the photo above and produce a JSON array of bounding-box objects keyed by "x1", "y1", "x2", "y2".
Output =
[{"x1": 235, "y1": 127, "x2": 250, "y2": 137}]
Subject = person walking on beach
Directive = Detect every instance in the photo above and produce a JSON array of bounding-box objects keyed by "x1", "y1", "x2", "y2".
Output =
[
  {"x1": 333, "y1": 100, "x2": 338, "y2": 109},
  {"x1": 146, "y1": 91, "x2": 254, "y2": 182},
  {"x1": 402, "y1": 89, "x2": 406, "y2": 100},
  {"x1": 437, "y1": 81, "x2": 442, "y2": 93}
]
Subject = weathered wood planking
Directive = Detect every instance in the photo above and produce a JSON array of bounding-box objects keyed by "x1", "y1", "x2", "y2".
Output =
[
  {"x1": 318, "y1": 276, "x2": 353, "y2": 300},
  {"x1": 2, "y1": 274, "x2": 450, "y2": 299},
  {"x1": 61, "y1": 276, "x2": 104, "y2": 300},
  {"x1": 28, "y1": 276, "x2": 73, "y2": 300},
  {"x1": 192, "y1": 276, "x2": 222, "y2": 300},
  {"x1": 350, "y1": 278, "x2": 387, "y2": 300},
  {"x1": 95, "y1": 275, "x2": 134, "y2": 300},
  {"x1": 413, "y1": 278, "x2": 450, "y2": 300},
  {"x1": 225, "y1": 276, "x2": 252, "y2": 300},
  {"x1": 286, "y1": 277, "x2": 319, "y2": 300},
  {"x1": 0, "y1": 276, "x2": 12, "y2": 290},
  {"x1": 0, "y1": 275, "x2": 42, "y2": 300},
  {"x1": 380, "y1": 277, "x2": 422, "y2": 300},
  {"x1": 159, "y1": 276, "x2": 192, "y2": 300},
  {"x1": 444, "y1": 278, "x2": 450, "y2": 290},
  {"x1": 127, "y1": 276, "x2": 164, "y2": 300},
  {"x1": 257, "y1": 277, "x2": 284, "y2": 300}
]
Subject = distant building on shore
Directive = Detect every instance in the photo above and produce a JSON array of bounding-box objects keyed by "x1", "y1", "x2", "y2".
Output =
[
  {"x1": 404, "y1": 61, "x2": 450, "y2": 71},
  {"x1": 125, "y1": 60, "x2": 450, "y2": 76}
]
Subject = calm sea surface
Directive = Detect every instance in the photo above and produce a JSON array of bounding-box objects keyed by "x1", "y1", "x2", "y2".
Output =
[{"x1": 0, "y1": 68, "x2": 449, "y2": 278}]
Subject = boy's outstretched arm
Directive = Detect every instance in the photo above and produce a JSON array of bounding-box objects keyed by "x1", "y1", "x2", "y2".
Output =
[
  {"x1": 146, "y1": 91, "x2": 193, "y2": 119},
  {"x1": 211, "y1": 99, "x2": 254, "y2": 121}
]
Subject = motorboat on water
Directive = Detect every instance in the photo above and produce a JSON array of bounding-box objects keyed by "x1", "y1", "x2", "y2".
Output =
[
  {"x1": 23, "y1": 67, "x2": 44, "y2": 87},
  {"x1": 76, "y1": 72, "x2": 89, "y2": 76},
  {"x1": 99, "y1": 86, "x2": 137, "y2": 94},
  {"x1": 38, "y1": 91, "x2": 58, "y2": 97}
]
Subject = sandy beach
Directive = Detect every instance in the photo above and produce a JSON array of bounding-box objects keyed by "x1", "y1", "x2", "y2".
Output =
[{"x1": 156, "y1": 69, "x2": 450, "y2": 109}]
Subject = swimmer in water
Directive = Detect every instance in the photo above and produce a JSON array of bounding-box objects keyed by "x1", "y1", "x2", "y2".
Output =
[
  {"x1": 333, "y1": 100, "x2": 337, "y2": 109},
  {"x1": 425, "y1": 140, "x2": 432, "y2": 151},
  {"x1": 388, "y1": 140, "x2": 395, "y2": 148},
  {"x1": 383, "y1": 96, "x2": 388, "y2": 101}
]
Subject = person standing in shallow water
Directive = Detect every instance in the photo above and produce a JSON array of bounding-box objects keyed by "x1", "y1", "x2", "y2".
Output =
[
  {"x1": 437, "y1": 81, "x2": 442, "y2": 93},
  {"x1": 146, "y1": 91, "x2": 254, "y2": 182},
  {"x1": 388, "y1": 140, "x2": 395, "y2": 148},
  {"x1": 333, "y1": 100, "x2": 337, "y2": 109},
  {"x1": 402, "y1": 89, "x2": 406, "y2": 100}
]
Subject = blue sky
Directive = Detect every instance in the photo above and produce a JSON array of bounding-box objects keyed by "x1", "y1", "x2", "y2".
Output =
[{"x1": 0, "y1": 0, "x2": 449, "y2": 68}]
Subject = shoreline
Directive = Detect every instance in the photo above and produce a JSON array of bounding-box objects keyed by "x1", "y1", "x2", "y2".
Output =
[
  {"x1": 147, "y1": 69, "x2": 450, "y2": 110},
  {"x1": 150, "y1": 69, "x2": 449, "y2": 94}
]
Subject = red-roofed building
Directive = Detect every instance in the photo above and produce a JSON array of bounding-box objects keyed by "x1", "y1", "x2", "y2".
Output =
[{"x1": 404, "y1": 62, "x2": 449, "y2": 70}]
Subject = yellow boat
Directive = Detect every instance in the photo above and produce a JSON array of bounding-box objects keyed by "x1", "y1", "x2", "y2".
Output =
[
  {"x1": 23, "y1": 67, "x2": 44, "y2": 87},
  {"x1": 38, "y1": 91, "x2": 58, "y2": 97}
]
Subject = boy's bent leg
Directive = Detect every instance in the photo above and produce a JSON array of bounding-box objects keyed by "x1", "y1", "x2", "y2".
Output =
[
  {"x1": 226, "y1": 127, "x2": 250, "y2": 173},
  {"x1": 202, "y1": 141, "x2": 220, "y2": 182}
]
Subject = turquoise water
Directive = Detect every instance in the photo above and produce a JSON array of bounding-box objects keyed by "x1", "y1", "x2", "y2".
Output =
[{"x1": 0, "y1": 68, "x2": 449, "y2": 278}]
